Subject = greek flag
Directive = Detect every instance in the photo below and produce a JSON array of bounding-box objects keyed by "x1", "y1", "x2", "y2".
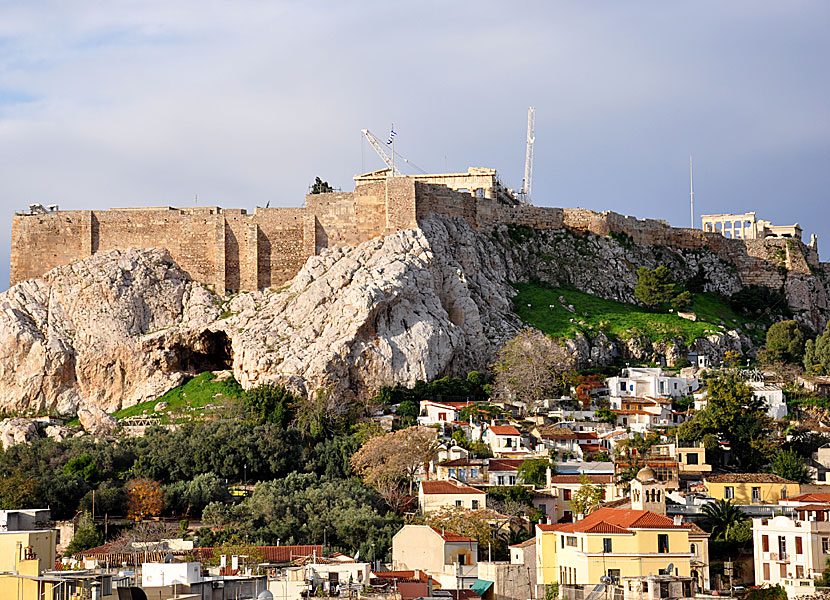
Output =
[{"x1": 386, "y1": 129, "x2": 397, "y2": 145}]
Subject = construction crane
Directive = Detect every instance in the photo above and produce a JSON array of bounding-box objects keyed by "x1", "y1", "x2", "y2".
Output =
[
  {"x1": 361, "y1": 129, "x2": 402, "y2": 176},
  {"x1": 521, "y1": 107, "x2": 535, "y2": 204}
]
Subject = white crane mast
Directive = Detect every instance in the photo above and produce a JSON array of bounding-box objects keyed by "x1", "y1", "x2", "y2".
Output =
[
  {"x1": 522, "y1": 107, "x2": 535, "y2": 204},
  {"x1": 361, "y1": 129, "x2": 402, "y2": 176}
]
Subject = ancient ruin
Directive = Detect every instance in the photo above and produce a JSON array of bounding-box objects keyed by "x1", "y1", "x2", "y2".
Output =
[{"x1": 11, "y1": 170, "x2": 824, "y2": 295}]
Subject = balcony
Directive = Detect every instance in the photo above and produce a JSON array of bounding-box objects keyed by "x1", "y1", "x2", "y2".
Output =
[{"x1": 770, "y1": 552, "x2": 789, "y2": 562}]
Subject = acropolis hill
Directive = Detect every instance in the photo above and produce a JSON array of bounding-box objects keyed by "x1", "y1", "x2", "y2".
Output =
[{"x1": 11, "y1": 167, "x2": 822, "y2": 296}]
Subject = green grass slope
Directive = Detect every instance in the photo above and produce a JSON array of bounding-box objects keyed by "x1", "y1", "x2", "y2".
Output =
[
  {"x1": 114, "y1": 371, "x2": 244, "y2": 423},
  {"x1": 512, "y1": 283, "x2": 762, "y2": 345}
]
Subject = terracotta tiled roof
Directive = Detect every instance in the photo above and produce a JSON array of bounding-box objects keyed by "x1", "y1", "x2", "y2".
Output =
[
  {"x1": 488, "y1": 459, "x2": 525, "y2": 471},
  {"x1": 439, "y1": 458, "x2": 478, "y2": 467},
  {"x1": 509, "y1": 538, "x2": 536, "y2": 549},
  {"x1": 538, "y1": 427, "x2": 577, "y2": 440},
  {"x1": 705, "y1": 473, "x2": 796, "y2": 484},
  {"x1": 786, "y1": 493, "x2": 830, "y2": 503},
  {"x1": 421, "y1": 480, "x2": 484, "y2": 495},
  {"x1": 488, "y1": 425, "x2": 521, "y2": 436},
  {"x1": 575, "y1": 432, "x2": 598, "y2": 440},
  {"x1": 397, "y1": 582, "x2": 429, "y2": 600},
  {"x1": 795, "y1": 504, "x2": 830, "y2": 511},
  {"x1": 429, "y1": 526, "x2": 476, "y2": 542},
  {"x1": 612, "y1": 409, "x2": 652, "y2": 415},
  {"x1": 688, "y1": 523, "x2": 710, "y2": 537},
  {"x1": 549, "y1": 474, "x2": 614, "y2": 484},
  {"x1": 536, "y1": 508, "x2": 689, "y2": 534}
]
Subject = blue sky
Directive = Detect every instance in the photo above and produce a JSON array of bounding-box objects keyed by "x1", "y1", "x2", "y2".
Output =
[{"x1": 1, "y1": 1, "x2": 828, "y2": 289}]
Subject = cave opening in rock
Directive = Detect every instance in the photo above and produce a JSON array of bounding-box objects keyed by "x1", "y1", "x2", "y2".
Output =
[{"x1": 175, "y1": 330, "x2": 233, "y2": 374}]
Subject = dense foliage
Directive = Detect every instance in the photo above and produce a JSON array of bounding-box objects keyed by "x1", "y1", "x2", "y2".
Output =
[{"x1": 764, "y1": 320, "x2": 808, "y2": 364}]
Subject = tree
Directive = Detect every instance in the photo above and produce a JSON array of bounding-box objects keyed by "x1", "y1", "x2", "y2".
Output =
[
  {"x1": 634, "y1": 266, "x2": 676, "y2": 308},
  {"x1": 517, "y1": 458, "x2": 555, "y2": 488},
  {"x1": 699, "y1": 499, "x2": 747, "y2": 541},
  {"x1": 350, "y1": 426, "x2": 440, "y2": 508},
  {"x1": 770, "y1": 448, "x2": 810, "y2": 483},
  {"x1": 310, "y1": 177, "x2": 333, "y2": 194},
  {"x1": 64, "y1": 512, "x2": 103, "y2": 555},
  {"x1": 804, "y1": 323, "x2": 830, "y2": 373},
  {"x1": 243, "y1": 384, "x2": 297, "y2": 428},
  {"x1": 166, "y1": 472, "x2": 231, "y2": 517},
  {"x1": 570, "y1": 475, "x2": 605, "y2": 517},
  {"x1": 614, "y1": 432, "x2": 660, "y2": 486},
  {"x1": 595, "y1": 407, "x2": 617, "y2": 426},
  {"x1": 765, "y1": 320, "x2": 808, "y2": 364},
  {"x1": 492, "y1": 330, "x2": 574, "y2": 414},
  {"x1": 676, "y1": 373, "x2": 776, "y2": 470},
  {"x1": 0, "y1": 474, "x2": 38, "y2": 509},
  {"x1": 125, "y1": 478, "x2": 165, "y2": 521}
]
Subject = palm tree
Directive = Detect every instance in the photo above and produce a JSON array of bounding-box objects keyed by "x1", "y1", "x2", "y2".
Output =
[{"x1": 699, "y1": 499, "x2": 747, "y2": 541}]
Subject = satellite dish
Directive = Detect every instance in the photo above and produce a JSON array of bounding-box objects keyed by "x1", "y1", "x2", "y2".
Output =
[
  {"x1": 600, "y1": 576, "x2": 612, "y2": 584},
  {"x1": 163, "y1": 553, "x2": 175, "y2": 564},
  {"x1": 666, "y1": 563, "x2": 674, "y2": 575},
  {"x1": 258, "y1": 592, "x2": 275, "y2": 600}
]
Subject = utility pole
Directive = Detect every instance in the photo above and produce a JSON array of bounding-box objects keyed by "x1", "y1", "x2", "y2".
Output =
[{"x1": 689, "y1": 153, "x2": 694, "y2": 228}]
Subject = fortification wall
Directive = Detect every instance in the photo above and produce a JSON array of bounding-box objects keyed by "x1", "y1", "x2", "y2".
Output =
[{"x1": 10, "y1": 175, "x2": 822, "y2": 297}]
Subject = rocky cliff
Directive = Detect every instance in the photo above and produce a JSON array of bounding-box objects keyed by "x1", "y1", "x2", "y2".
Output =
[{"x1": 0, "y1": 214, "x2": 823, "y2": 414}]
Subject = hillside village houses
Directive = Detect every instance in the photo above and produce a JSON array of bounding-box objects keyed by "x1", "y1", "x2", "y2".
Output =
[{"x1": 9, "y1": 359, "x2": 819, "y2": 600}]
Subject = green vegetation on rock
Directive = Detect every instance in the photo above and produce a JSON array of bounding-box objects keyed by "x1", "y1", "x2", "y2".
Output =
[
  {"x1": 113, "y1": 371, "x2": 244, "y2": 423},
  {"x1": 512, "y1": 282, "x2": 755, "y2": 344}
]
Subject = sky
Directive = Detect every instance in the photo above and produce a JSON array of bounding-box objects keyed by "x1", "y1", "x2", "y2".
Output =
[{"x1": 1, "y1": 1, "x2": 829, "y2": 289}]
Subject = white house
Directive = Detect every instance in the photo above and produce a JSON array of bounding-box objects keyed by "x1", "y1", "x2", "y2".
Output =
[
  {"x1": 752, "y1": 505, "x2": 830, "y2": 596},
  {"x1": 749, "y1": 381, "x2": 787, "y2": 420},
  {"x1": 485, "y1": 425, "x2": 527, "y2": 458},
  {"x1": 607, "y1": 367, "x2": 698, "y2": 400}
]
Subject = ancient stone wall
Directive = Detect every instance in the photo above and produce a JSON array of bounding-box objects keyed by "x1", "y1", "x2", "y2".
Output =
[{"x1": 10, "y1": 175, "x2": 826, "y2": 296}]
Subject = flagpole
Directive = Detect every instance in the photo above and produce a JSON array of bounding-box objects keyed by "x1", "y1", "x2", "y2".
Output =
[{"x1": 392, "y1": 122, "x2": 395, "y2": 176}]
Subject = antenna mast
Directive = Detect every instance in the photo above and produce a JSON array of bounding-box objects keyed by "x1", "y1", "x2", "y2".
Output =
[
  {"x1": 522, "y1": 107, "x2": 535, "y2": 204},
  {"x1": 689, "y1": 153, "x2": 694, "y2": 228}
]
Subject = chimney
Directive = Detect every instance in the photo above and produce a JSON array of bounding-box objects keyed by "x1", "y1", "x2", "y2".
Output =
[
  {"x1": 673, "y1": 515, "x2": 683, "y2": 526},
  {"x1": 546, "y1": 466, "x2": 552, "y2": 489}
]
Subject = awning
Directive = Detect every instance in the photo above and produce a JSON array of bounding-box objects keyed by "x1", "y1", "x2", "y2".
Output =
[{"x1": 470, "y1": 579, "x2": 494, "y2": 596}]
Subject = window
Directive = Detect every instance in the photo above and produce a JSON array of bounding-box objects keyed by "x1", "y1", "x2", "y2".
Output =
[
  {"x1": 763, "y1": 563, "x2": 770, "y2": 580},
  {"x1": 470, "y1": 468, "x2": 479, "y2": 478},
  {"x1": 725, "y1": 486, "x2": 735, "y2": 499},
  {"x1": 796, "y1": 537, "x2": 803, "y2": 555},
  {"x1": 457, "y1": 554, "x2": 466, "y2": 565},
  {"x1": 658, "y1": 534, "x2": 669, "y2": 554},
  {"x1": 497, "y1": 476, "x2": 505, "y2": 485},
  {"x1": 563, "y1": 489, "x2": 572, "y2": 501},
  {"x1": 509, "y1": 476, "x2": 516, "y2": 485},
  {"x1": 781, "y1": 487, "x2": 789, "y2": 500},
  {"x1": 439, "y1": 413, "x2": 447, "y2": 421},
  {"x1": 449, "y1": 468, "x2": 457, "y2": 478},
  {"x1": 778, "y1": 536, "x2": 787, "y2": 556},
  {"x1": 779, "y1": 564, "x2": 787, "y2": 578},
  {"x1": 796, "y1": 565, "x2": 804, "y2": 579},
  {"x1": 561, "y1": 536, "x2": 565, "y2": 548},
  {"x1": 822, "y1": 538, "x2": 830, "y2": 554},
  {"x1": 455, "y1": 500, "x2": 462, "y2": 507},
  {"x1": 472, "y1": 500, "x2": 480, "y2": 510},
  {"x1": 762, "y1": 535, "x2": 769, "y2": 553},
  {"x1": 566, "y1": 536, "x2": 578, "y2": 547},
  {"x1": 686, "y1": 453, "x2": 699, "y2": 465},
  {"x1": 563, "y1": 510, "x2": 573, "y2": 522},
  {"x1": 504, "y1": 438, "x2": 513, "y2": 448},
  {"x1": 752, "y1": 487, "x2": 761, "y2": 503},
  {"x1": 690, "y1": 543, "x2": 697, "y2": 556},
  {"x1": 620, "y1": 382, "x2": 626, "y2": 392},
  {"x1": 607, "y1": 569, "x2": 620, "y2": 584},
  {"x1": 603, "y1": 538, "x2": 612, "y2": 553}
]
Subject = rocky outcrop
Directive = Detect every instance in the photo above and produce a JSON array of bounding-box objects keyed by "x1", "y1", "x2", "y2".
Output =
[
  {"x1": 0, "y1": 215, "x2": 811, "y2": 414},
  {"x1": 0, "y1": 418, "x2": 39, "y2": 449}
]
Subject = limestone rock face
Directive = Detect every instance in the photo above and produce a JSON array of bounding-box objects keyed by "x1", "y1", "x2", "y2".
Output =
[
  {"x1": 0, "y1": 214, "x2": 827, "y2": 415},
  {"x1": 77, "y1": 404, "x2": 117, "y2": 436},
  {"x1": 0, "y1": 248, "x2": 219, "y2": 415},
  {"x1": 0, "y1": 418, "x2": 39, "y2": 449}
]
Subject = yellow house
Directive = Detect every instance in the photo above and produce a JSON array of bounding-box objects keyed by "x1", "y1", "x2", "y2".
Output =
[
  {"x1": 419, "y1": 480, "x2": 487, "y2": 514},
  {"x1": 703, "y1": 474, "x2": 801, "y2": 505},
  {"x1": 0, "y1": 529, "x2": 58, "y2": 599},
  {"x1": 535, "y1": 508, "x2": 695, "y2": 587}
]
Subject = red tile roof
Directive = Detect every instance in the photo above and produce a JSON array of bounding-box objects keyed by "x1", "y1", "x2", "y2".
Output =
[
  {"x1": 536, "y1": 508, "x2": 688, "y2": 534},
  {"x1": 488, "y1": 425, "x2": 521, "y2": 436},
  {"x1": 421, "y1": 480, "x2": 484, "y2": 495},
  {"x1": 785, "y1": 493, "x2": 830, "y2": 503},
  {"x1": 439, "y1": 458, "x2": 479, "y2": 467},
  {"x1": 429, "y1": 526, "x2": 476, "y2": 542},
  {"x1": 705, "y1": 473, "x2": 796, "y2": 484},
  {"x1": 398, "y1": 582, "x2": 429, "y2": 600},
  {"x1": 488, "y1": 459, "x2": 525, "y2": 471},
  {"x1": 575, "y1": 432, "x2": 598, "y2": 440},
  {"x1": 509, "y1": 538, "x2": 536, "y2": 549},
  {"x1": 795, "y1": 504, "x2": 830, "y2": 511}
]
